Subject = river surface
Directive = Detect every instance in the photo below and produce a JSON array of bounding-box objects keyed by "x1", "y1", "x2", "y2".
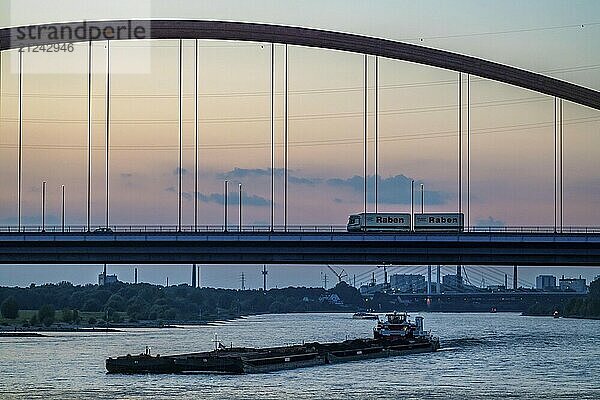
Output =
[{"x1": 0, "y1": 313, "x2": 598, "y2": 399}]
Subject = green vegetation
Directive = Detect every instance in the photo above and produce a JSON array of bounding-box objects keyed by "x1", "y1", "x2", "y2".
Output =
[
  {"x1": 0, "y1": 281, "x2": 364, "y2": 328},
  {"x1": 1, "y1": 296, "x2": 19, "y2": 319},
  {"x1": 563, "y1": 278, "x2": 600, "y2": 318},
  {"x1": 38, "y1": 304, "x2": 55, "y2": 326},
  {"x1": 525, "y1": 278, "x2": 600, "y2": 318}
]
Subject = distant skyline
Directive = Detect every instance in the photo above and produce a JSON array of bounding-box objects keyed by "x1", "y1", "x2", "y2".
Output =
[{"x1": 0, "y1": 0, "x2": 599, "y2": 287}]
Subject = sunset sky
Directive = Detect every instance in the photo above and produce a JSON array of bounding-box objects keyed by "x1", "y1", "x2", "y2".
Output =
[{"x1": 0, "y1": 0, "x2": 599, "y2": 287}]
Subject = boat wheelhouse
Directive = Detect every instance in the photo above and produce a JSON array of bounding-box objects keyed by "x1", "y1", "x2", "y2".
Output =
[{"x1": 373, "y1": 312, "x2": 430, "y2": 340}]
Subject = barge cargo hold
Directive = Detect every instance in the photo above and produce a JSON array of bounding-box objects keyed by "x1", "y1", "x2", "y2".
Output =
[{"x1": 106, "y1": 312, "x2": 439, "y2": 374}]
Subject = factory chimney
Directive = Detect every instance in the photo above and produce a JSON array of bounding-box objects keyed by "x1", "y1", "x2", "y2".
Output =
[{"x1": 262, "y1": 265, "x2": 268, "y2": 291}]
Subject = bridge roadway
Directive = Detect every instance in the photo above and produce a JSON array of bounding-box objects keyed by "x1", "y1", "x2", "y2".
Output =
[{"x1": 0, "y1": 231, "x2": 599, "y2": 266}]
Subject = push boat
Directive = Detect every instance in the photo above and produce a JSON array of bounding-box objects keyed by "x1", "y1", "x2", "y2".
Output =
[{"x1": 105, "y1": 312, "x2": 439, "y2": 374}]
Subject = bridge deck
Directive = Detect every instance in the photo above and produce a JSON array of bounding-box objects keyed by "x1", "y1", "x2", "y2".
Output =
[{"x1": 1, "y1": 232, "x2": 599, "y2": 266}]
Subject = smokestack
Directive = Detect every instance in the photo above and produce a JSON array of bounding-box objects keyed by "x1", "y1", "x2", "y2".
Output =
[
  {"x1": 504, "y1": 273, "x2": 507, "y2": 289},
  {"x1": 436, "y1": 265, "x2": 441, "y2": 294},
  {"x1": 134, "y1": 268, "x2": 138, "y2": 284},
  {"x1": 262, "y1": 265, "x2": 268, "y2": 291},
  {"x1": 427, "y1": 265, "x2": 432, "y2": 295},
  {"x1": 456, "y1": 265, "x2": 462, "y2": 288},
  {"x1": 166, "y1": 277, "x2": 169, "y2": 287},
  {"x1": 103, "y1": 264, "x2": 107, "y2": 285},
  {"x1": 513, "y1": 265, "x2": 518, "y2": 290},
  {"x1": 191, "y1": 264, "x2": 196, "y2": 288},
  {"x1": 197, "y1": 265, "x2": 201, "y2": 288}
]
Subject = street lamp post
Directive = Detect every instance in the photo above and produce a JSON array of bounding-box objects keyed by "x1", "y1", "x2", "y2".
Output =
[
  {"x1": 41, "y1": 181, "x2": 47, "y2": 232},
  {"x1": 224, "y1": 180, "x2": 229, "y2": 232},
  {"x1": 420, "y1": 183, "x2": 424, "y2": 214},
  {"x1": 61, "y1": 185, "x2": 65, "y2": 232},
  {"x1": 238, "y1": 183, "x2": 243, "y2": 232},
  {"x1": 410, "y1": 179, "x2": 414, "y2": 230}
]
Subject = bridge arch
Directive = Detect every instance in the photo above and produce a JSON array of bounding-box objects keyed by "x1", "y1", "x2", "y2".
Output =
[{"x1": 0, "y1": 19, "x2": 599, "y2": 110}]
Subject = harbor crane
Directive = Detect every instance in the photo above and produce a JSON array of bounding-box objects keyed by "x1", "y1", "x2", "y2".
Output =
[{"x1": 327, "y1": 265, "x2": 348, "y2": 284}]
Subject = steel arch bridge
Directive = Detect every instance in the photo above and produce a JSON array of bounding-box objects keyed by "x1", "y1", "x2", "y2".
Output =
[
  {"x1": 0, "y1": 19, "x2": 599, "y2": 109},
  {"x1": 1, "y1": 19, "x2": 599, "y2": 266}
]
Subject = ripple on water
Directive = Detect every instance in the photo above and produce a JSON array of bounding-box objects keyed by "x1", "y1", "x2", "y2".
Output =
[{"x1": 0, "y1": 312, "x2": 598, "y2": 400}]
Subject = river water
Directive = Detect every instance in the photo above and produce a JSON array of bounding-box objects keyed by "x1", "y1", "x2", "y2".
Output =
[{"x1": 0, "y1": 313, "x2": 598, "y2": 399}]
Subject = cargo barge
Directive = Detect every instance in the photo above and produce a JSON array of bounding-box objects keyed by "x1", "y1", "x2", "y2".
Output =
[{"x1": 106, "y1": 312, "x2": 439, "y2": 374}]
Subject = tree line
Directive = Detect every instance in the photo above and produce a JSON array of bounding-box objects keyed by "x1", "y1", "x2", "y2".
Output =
[
  {"x1": 0, "y1": 281, "x2": 365, "y2": 326},
  {"x1": 526, "y1": 277, "x2": 600, "y2": 318}
]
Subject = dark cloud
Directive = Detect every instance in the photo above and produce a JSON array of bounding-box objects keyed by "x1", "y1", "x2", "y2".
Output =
[
  {"x1": 289, "y1": 176, "x2": 321, "y2": 186},
  {"x1": 165, "y1": 186, "x2": 176, "y2": 193},
  {"x1": 217, "y1": 168, "x2": 272, "y2": 179},
  {"x1": 196, "y1": 192, "x2": 269, "y2": 207},
  {"x1": 120, "y1": 173, "x2": 133, "y2": 179},
  {"x1": 475, "y1": 216, "x2": 506, "y2": 227},
  {"x1": 326, "y1": 175, "x2": 450, "y2": 205},
  {"x1": 218, "y1": 168, "x2": 320, "y2": 185}
]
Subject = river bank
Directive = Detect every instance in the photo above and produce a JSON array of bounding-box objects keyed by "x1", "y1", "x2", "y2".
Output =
[{"x1": 0, "y1": 314, "x2": 253, "y2": 332}]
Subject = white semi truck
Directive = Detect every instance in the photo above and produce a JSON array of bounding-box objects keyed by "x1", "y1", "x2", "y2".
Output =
[{"x1": 347, "y1": 212, "x2": 464, "y2": 232}]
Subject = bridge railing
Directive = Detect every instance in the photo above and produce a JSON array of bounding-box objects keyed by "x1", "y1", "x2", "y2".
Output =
[
  {"x1": 1, "y1": 225, "x2": 600, "y2": 233},
  {"x1": 0, "y1": 224, "x2": 348, "y2": 233}
]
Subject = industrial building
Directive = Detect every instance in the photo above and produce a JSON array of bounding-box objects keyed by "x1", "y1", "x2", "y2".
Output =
[
  {"x1": 442, "y1": 274, "x2": 464, "y2": 291},
  {"x1": 536, "y1": 275, "x2": 557, "y2": 291},
  {"x1": 389, "y1": 274, "x2": 426, "y2": 293},
  {"x1": 98, "y1": 273, "x2": 119, "y2": 286},
  {"x1": 558, "y1": 276, "x2": 587, "y2": 293}
]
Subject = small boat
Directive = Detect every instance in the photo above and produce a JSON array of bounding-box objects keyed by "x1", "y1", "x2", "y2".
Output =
[
  {"x1": 352, "y1": 312, "x2": 379, "y2": 320},
  {"x1": 553, "y1": 310, "x2": 560, "y2": 318},
  {"x1": 106, "y1": 312, "x2": 439, "y2": 374}
]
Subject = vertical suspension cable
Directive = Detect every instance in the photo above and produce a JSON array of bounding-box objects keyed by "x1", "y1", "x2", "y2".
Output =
[
  {"x1": 375, "y1": 56, "x2": 379, "y2": 213},
  {"x1": 87, "y1": 41, "x2": 92, "y2": 232},
  {"x1": 270, "y1": 43, "x2": 275, "y2": 232},
  {"x1": 105, "y1": 41, "x2": 110, "y2": 229},
  {"x1": 363, "y1": 55, "x2": 367, "y2": 227},
  {"x1": 560, "y1": 99, "x2": 563, "y2": 232},
  {"x1": 18, "y1": 49, "x2": 23, "y2": 231},
  {"x1": 178, "y1": 39, "x2": 183, "y2": 232},
  {"x1": 284, "y1": 44, "x2": 288, "y2": 231},
  {"x1": 467, "y1": 73, "x2": 471, "y2": 228},
  {"x1": 554, "y1": 97, "x2": 557, "y2": 233},
  {"x1": 458, "y1": 73, "x2": 462, "y2": 215},
  {"x1": 0, "y1": 53, "x2": 6, "y2": 227},
  {"x1": 194, "y1": 40, "x2": 199, "y2": 232}
]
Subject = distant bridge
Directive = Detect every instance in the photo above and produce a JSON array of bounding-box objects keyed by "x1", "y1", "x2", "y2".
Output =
[{"x1": 1, "y1": 230, "x2": 599, "y2": 266}]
